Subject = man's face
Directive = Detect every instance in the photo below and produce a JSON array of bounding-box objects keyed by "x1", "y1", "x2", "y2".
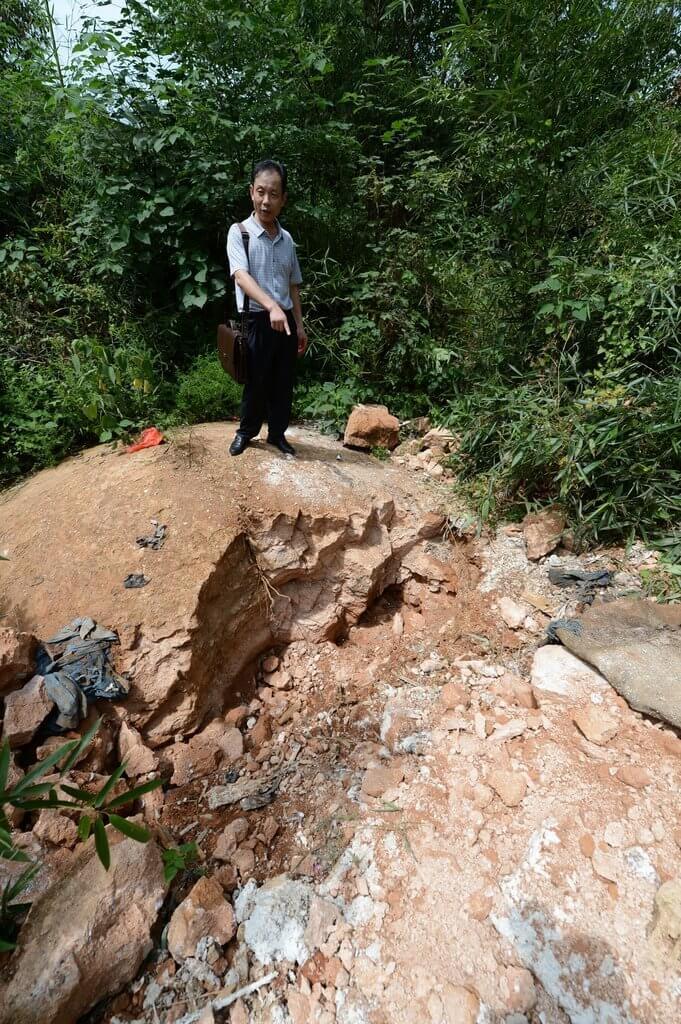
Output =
[{"x1": 250, "y1": 170, "x2": 286, "y2": 225}]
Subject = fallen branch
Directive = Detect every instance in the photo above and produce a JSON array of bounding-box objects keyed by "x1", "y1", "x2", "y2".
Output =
[
  {"x1": 213, "y1": 971, "x2": 279, "y2": 1010},
  {"x1": 175, "y1": 971, "x2": 279, "y2": 1023}
]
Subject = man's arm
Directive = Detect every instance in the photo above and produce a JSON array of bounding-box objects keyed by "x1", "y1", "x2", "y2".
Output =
[
  {"x1": 234, "y1": 270, "x2": 290, "y2": 335},
  {"x1": 290, "y1": 284, "x2": 307, "y2": 355}
]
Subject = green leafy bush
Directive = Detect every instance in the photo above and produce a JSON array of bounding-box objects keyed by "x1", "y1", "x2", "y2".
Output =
[
  {"x1": 172, "y1": 353, "x2": 242, "y2": 424},
  {"x1": 448, "y1": 365, "x2": 681, "y2": 542}
]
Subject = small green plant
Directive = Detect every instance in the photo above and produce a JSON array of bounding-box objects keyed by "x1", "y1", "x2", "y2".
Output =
[
  {"x1": 162, "y1": 841, "x2": 199, "y2": 883},
  {"x1": 640, "y1": 534, "x2": 681, "y2": 603},
  {"x1": 0, "y1": 719, "x2": 163, "y2": 950},
  {"x1": 370, "y1": 445, "x2": 390, "y2": 460},
  {"x1": 295, "y1": 380, "x2": 362, "y2": 433}
]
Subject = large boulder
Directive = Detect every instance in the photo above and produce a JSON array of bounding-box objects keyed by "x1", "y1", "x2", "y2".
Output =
[
  {"x1": 0, "y1": 836, "x2": 167, "y2": 1024},
  {"x1": 343, "y1": 404, "x2": 400, "y2": 450},
  {"x1": 554, "y1": 598, "x2": 681, "y2": 728},
  {"x1": 0, "y1": 425, "x2": 462, "y2": 746}
]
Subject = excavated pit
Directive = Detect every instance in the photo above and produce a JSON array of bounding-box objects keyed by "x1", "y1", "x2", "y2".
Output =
[{"x1": 135, "y1": 501, "x2": 469, "y2": 748}]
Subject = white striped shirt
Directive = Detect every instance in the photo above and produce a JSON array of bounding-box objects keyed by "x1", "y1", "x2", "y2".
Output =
[{"x1": 226, "y1": 213, "x2": 302, "y2": 313}]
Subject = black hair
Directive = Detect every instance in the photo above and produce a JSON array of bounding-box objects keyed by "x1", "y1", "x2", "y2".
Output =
[{"x1": 251, "y1": 159, "x2": 287, "y2": 192}]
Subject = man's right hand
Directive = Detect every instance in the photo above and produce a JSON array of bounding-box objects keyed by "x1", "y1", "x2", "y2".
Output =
[{"x1": 269, "y1": 304, "x2": 291, "y2": 335}]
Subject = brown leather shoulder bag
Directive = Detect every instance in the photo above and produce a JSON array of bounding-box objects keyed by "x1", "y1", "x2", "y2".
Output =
[{"x1": 217, "y1": 222, "x2": 250, "y2": 384}]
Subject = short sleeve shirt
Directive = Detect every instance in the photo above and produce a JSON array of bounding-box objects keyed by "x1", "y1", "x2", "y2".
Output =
[{"x1": 226, "y1": 214, "x2": 302, "y2": 313}]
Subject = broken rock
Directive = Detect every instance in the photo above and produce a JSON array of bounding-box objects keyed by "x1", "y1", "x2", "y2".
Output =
[
  {"x1": 488, "y1": 769, "x2": 527, "y2": 807},
  {"x1": 167, "y1": 876, "x2": 236, "y2": 962},
  {"x1": 441, "y1": 984, "x2": 480, "y2": 1024},
  {"x1": 0, "y1": 837, "x2": 166, "y2": 1024},
  {"x1": 439, "y1": 681, "x2": 470, "y2": 710},
  {"x1": 573, "y1": 705, "x2": 619, "y2": 746},
  {"x1": 361, "y1": 764, "x2": 405, "y2": 798},
  {"x1": 214, "y1": 817, "x2": 249, "y2": 861},
  {"x1": 522, "y1": 508, "x2": 566, "y2": 560},
  {"x1": 343, "y1": 404, "x2": 400, "y2": 451},
  {"x1": 503, "y1": 966, "x2": 537, "y2": 1013},
  {"x1": 32, "y1": 809, "x2": 78, "y2": 848},
  {"x1": 2, "y1": 674, "x2": 53, "y2": 747},
  {"x1": 553, "y1": 598, "x2": 681, "y2": 730},
  {"x1": 649, "y1": 877, "x2": 681, "y2": 959},
  {"x1": 118, "y1": 721, "x2": 159, "y2": 777},
  {"x1": 0, "y1": 627, "x2": 36, "y2": 693},
  {"x1": 616, "y1": 764, "x2": 652, "y2": 790}
]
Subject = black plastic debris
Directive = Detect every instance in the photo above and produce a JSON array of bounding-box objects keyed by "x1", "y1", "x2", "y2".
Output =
[
  {"x1": 124, "y1": 573, "x2": 150, "y2": 589},
  {"x1": 38, "y1": 617, "x2": 129, "y2": 733},
  {"x1": 548, "y1": 567, "x2": 612, "y2": 589},
  {"x1": 136, "y1": 520, "x2": 167, "y2": 550},
  {"x1": 547, "y1": 566, "x2": 612, "y2": 604}
]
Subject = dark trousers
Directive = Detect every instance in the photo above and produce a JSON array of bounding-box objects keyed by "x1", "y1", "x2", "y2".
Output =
[{"x1": 238, "y1": 309, "x2": 297, "y2": 440}]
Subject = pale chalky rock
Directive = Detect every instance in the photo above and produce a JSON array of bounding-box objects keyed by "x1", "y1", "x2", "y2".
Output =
[
  {"x1": 488, "y1": 769, "x2": 527, "y2": 807},
  {"x1": 530, "y1": 646, "x2": 608, "y2": 703},
  {"x1": 343, "y1": 404, "x2": 399, "y2": 450},
  {"x1": 2, "y1": 675, "x2": 53, "y2": 747},
  {"x1": 498, "y1": 597, "x2": 528, "y2": 630},
  {"x1": 0, "y1": 837, "x2": 166, "y2": 1024},
  {"x1": 167, "y1": 876, "x2": 236, "y2": 962},
  {"x1": 522, "y1": 509, "x2": 565, "y2": 560},
  {"x1": 235, "y1": 875, "x2": 312, "y2": 966},
  {"x1": 573, "y1": 705, "x2": 619, "y2": 746},
  {"x1": 118, "y1": 721, "x2": 159, "y2": 777},
  {"x1": 0, "y1": 627, "x2": 36, "y2": 693}
]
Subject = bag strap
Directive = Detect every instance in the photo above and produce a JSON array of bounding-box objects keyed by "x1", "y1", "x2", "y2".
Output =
[{"x1": 239, "y1": 221, "x2": 250, "y2": 332}]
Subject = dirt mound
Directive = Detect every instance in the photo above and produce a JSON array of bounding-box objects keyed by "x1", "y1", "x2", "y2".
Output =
[{"x1": 0, "y1": 424, "x2": 454, "y2": 745}]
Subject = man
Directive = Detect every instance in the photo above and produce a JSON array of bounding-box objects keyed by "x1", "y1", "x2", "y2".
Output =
[{"x1": 226, "y1": 159, "x2": 308, "y2": 457}]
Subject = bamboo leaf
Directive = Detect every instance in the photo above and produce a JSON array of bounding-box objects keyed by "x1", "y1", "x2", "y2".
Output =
[
  {"x1": 108, "y1": 814, "x2": 150, "y2": 842},
  {"x1": 94, "y1": 817, "x2": 110, "y2": 870}
]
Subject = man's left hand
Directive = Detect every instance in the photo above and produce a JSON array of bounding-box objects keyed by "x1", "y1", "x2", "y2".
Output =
[{"x1": 297, "y1": 324, "x2": 308, "y2": 356}]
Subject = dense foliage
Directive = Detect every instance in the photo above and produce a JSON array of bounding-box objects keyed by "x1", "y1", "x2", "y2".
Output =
[{"x1": 2, "y1": 0, "x2": 681, "y2": 545}]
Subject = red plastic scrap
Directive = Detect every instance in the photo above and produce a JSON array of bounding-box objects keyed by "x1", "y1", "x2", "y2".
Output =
[{"x1": 126, "y1": 427, "x2": 165, "y2": 453}]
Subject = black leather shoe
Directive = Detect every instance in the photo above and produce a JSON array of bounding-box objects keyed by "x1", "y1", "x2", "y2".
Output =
[
  {"x1": 229, "y1": 433, "x2": 249, "y2": 456},
  {"x1": 267, "y1": 435, "x2": 295, "y2": 456}
]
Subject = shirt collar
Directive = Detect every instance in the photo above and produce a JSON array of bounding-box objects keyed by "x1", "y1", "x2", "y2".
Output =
[{"x1": 249, "y1": 212, "x2": 281, "y2": 241}]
